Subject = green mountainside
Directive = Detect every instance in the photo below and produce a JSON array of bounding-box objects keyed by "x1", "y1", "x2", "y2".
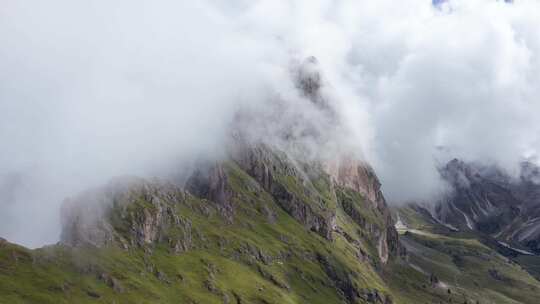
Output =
[
  {"x1": 394, "y1": 205, "x2": 540, "y2": 304},
  {"x1": 1, "y1": 145, "x2": 539, "y2": 303}
]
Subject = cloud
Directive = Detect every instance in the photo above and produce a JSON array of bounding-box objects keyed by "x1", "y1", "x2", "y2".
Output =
[
  {"x1": 2, "y1": 0, "x2": 540, "y2": 246},
  {"x1": 0, "y1": 0, "x2": 275, "y2": 247},
  {"x1": 363, "y1": 0, "x2": 540, "y2": 201}
]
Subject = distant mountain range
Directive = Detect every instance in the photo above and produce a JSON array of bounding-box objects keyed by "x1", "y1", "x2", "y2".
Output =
[{"x1": 411, "y1": 159, "x2": 540, "y2": 255}]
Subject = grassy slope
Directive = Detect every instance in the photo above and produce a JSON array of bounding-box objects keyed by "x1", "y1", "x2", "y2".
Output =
[{"x1": 390, "y1": 206, "x2": 540, "y2": 304}]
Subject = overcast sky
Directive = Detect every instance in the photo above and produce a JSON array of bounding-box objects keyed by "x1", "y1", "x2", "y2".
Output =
[{"x1": 2, "y1": 0, "x2": 540, "y2": 247}]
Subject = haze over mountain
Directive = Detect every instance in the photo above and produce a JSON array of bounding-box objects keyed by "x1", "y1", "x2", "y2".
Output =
[
  {"x1": 3, "y1": 0, "x2": 540, "y2": 249},
  {"x1": 3, "y1": 1, "x2": 540, "y2": 303},
  {"x1": 405, "y1": 159, "x2": 540, "y2": 255},
  {"x1": 2, "y1": 63, "x2": 539, "y2": 303}
]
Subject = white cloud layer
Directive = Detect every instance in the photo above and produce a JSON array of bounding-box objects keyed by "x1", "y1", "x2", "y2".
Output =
[{"x1": 2, "y1": 0, "x2": 540, "y2": 247}]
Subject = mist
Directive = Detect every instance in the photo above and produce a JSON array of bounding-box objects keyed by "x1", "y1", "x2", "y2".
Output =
[{"x1": 2, "y1": 0, "x2": 540, "y2": 247}]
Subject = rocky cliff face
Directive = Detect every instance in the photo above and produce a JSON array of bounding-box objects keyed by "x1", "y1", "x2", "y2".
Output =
[
  {"x1": 324, "y1": 156, "x2": 399, "y2": 263},
  {"x1": 231, "y1": 144, "x2": 337, "y2": 240},
  {"x1": 61, "y1": 177, "x2": 193, "y2": 252},
  {"x1": 55, "y1": 142, "x2": 401, "y2": 303},
  {"x1": 61, "y1": 143, "x2": 399, "y2": 260}
]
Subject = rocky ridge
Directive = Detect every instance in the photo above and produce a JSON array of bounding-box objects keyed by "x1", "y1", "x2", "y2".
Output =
[
  {"x1": 56, "y1": 141, "x2": 400, "y2": 304},
  {"x1": 411, "y1": 159, "x2": 540, "y2": 255}
]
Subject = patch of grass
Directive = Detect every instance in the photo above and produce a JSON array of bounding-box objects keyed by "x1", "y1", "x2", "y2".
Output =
[{"x1": 390, "y1": 230, "x2": 540, "y2": 304}]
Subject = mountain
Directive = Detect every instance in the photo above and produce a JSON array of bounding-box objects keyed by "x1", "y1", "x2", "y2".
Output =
[
  {"x1": 1, "y1": 143, "x2": 402, "y2": 304},
  {"x1": 3, "y1": 147, "x2": 540, "y2": 303},
  {"x1": 396, "y1": 158, "x2": 540, "y2": 295},
  {"x1": 393, "y1": 204, "x2": 540, "y2": 304},
  {"x1": 410, "y1": 159, "x2": 540, "y2": 255},
  {"x1": 2, "y1": 57, "x2": 540, "y2": 303}
]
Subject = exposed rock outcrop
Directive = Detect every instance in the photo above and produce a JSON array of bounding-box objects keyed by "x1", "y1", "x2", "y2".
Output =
[
  {"x1": 61, "y1": 177, "x2": 193, "y2": 252},
  {"x1": 327, "y1": 157, "x2": 400, "y2": 263},
  {"x1": 233, "y1": 144, "x2": 337, "y2": 240},
  {"x1": 185, "y1": 164, "x2": 234, "y2": 223},
  {"x1": 325, "y1": 157, "x2": 385, "y2": 209}
]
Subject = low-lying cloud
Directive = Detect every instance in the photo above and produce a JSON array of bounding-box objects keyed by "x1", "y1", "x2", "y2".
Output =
[{"x1": 2, "y1": 0, "x2": 540, "y2": 247}]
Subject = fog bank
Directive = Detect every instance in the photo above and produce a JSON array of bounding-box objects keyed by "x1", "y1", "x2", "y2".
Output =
[{"x1": 2, "y1": 0, "x2": 540, "y2": 246}]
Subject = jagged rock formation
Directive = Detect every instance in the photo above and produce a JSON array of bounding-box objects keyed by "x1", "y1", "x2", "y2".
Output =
[
  {"x1": 61, "y1": 142, "x2": 399, "y2": 261},
  {"x1": 186, "y1": 164, "x2": 235, "y2": 223},
  {"x1": 325, "y1": 157, "x2": 399, "y2": 263},
  {"x1": 48, "y1": 142, "x2": 401, "y2": 304},
  {"x1": 232, "y1": 145, "x2": 337, "y2": 240},
  {"x1": 61, "y1": 177, "x2": 193, "y2": 251}
]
